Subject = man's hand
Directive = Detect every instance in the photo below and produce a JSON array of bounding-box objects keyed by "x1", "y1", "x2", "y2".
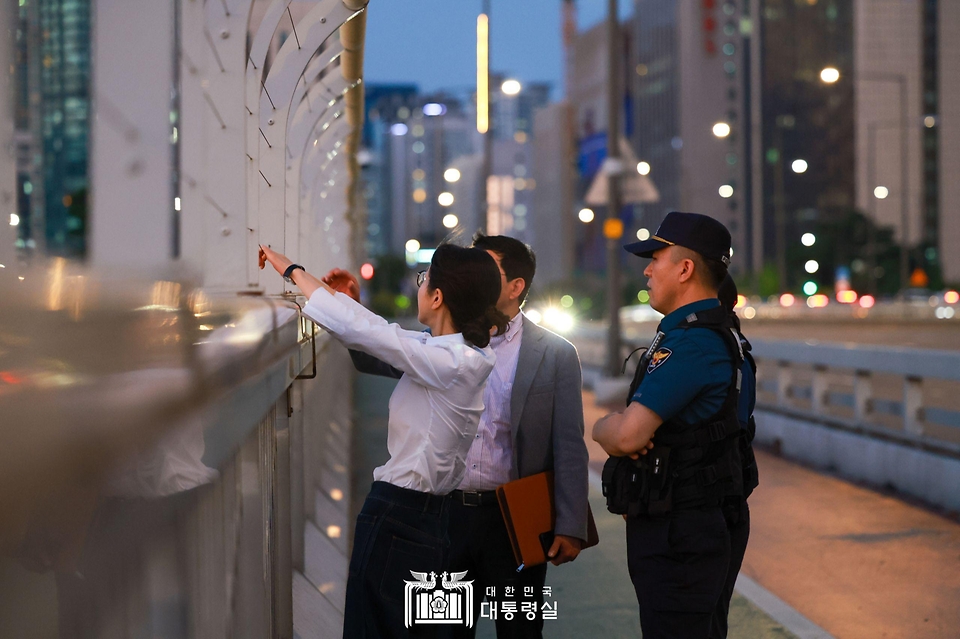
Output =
[
  {"x1": 547, "y1": 534, "x2": 582, "y2": 566},
  {"x1": 321, "y1": 268, "x2": 361, "y2": 302}
]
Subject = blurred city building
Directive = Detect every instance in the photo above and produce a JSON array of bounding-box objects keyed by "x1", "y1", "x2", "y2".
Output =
[
  {"x1": 13, "y1": 0, "x2": 92, "y2": 259},
  {"x1": 617, "y1": 0, "x2": 960, "y2": 291},
  {"x1": 361, "y1": 76, "x2": 548, "y2": 266},
  {"x1": 755, "y1": 0, "x2": 959, "y2": 290},
  {"x1": 631, "y1": 0, "x2": 752, "y2": 278}
]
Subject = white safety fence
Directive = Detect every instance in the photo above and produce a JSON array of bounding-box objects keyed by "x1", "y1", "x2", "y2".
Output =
[
  {"x1": 752, "y1": 339, "x2": 960, "y2": 512},
  {"x1": 1, "y1": 1, "x2": 372, "y2": 637}
]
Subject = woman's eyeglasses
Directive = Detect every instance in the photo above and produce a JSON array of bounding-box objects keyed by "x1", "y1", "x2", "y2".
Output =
[{"x1": 417, "y1": 270, "x2": 427, "y2": 287}]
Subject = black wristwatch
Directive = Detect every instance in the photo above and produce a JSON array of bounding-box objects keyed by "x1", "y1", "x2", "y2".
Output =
[{"x1": 283, "y1": 263, "x2": 305, "y2": 283}]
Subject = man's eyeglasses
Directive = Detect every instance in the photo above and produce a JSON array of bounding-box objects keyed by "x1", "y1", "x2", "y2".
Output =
[{"x1": 417, "y1": 270, "x2": 427, "y2": 287}]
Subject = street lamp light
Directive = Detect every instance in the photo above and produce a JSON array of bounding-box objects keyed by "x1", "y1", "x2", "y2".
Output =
[
  {"x1": 578, "y1": 208, "x2": 595, "y2": 223},
  {"x1": 873, "y1": 186, "x2": 889, "y2": 200},
  {"x1": 636, "y1": 161, "x2": 651, "y2": 176},
  {"x1": 712, "y1": 122, "x2": 731, "y2": 138},
  {"x1": 820, "y1": 67, "x2": 840, "y2": 84},
  {"x1": 501, "y1": 79, "x2": 522, "y2": 95},
  {"x1": 791, "y1": 159, "x2": 808, "y2": 174},
  {"x1": 443, "y1": 168, "x2": 461, "y2": 183}
]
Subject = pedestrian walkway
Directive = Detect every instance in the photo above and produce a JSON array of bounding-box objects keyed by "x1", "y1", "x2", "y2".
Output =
[{"x1": 742, "y1": 450, "x2": 960, "y2": 639}]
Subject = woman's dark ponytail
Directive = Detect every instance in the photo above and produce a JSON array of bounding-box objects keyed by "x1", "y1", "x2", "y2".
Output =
[
  {"x1": 427, "y1": 244, "x2": 508, "y2": 349},
  {"x1": 460, "y1": 305, "x2": 509, "y2": 349}
]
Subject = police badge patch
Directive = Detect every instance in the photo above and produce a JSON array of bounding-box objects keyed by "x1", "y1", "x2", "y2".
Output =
[{"x1": 646, "y1": 347, "x2": 673, "y2": 373}]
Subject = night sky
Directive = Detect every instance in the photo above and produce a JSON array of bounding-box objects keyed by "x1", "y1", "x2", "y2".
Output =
[{"x1": 364, "y1": 0, "x2": 633, "y2": 99}]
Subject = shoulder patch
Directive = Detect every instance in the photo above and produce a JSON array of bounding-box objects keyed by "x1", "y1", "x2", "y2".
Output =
[{"x1": 646, "y1": 347, "x2": 673, "y2": 373}]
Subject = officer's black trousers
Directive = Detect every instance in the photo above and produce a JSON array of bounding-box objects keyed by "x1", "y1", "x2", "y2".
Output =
[
  {"x1": 710, "y1": 498, "x2": 751, "y2": 639},
  {"x1": 626, "y1": 506, "x2": 731, "y2": 639}
]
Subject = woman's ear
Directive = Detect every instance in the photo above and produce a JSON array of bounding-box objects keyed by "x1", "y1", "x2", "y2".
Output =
[{"x1": 431, "y1": 287, "x2": 444, "y2": 310}]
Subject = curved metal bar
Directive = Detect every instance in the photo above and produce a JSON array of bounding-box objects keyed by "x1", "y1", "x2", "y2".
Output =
[
  {"x1": 288, "y1": 74, "x2": 352, "y2": 159},
  {"x1": 256, "y1": 0, "x2": 359, "y2": 293},
  {"x1": 285, "y1": 39, "x2": 345, "y2": 142}
]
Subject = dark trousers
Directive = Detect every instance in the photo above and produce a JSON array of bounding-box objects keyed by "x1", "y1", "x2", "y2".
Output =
[
  {"x1": 626, "y1": 506, "x2": 731, "y2": 639},
  {"x1": 709, "y1": 499, "x2": 751, "y2": 639},
  {"x1": 439, "y1": 497, "x2": 548, "y2": 639},
  {"x1": 343, "y1": 482, "x2": 450, "y2": 639}
]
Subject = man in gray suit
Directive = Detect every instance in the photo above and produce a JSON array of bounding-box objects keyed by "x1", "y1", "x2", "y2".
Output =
[{"x1": 326, "y1": 234, "x2": 589, "y2": 638}]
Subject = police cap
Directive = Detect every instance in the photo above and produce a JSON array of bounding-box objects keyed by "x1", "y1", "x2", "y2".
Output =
[{"x1": 624, "y1": 211, "x2": 732, "y2": 266}]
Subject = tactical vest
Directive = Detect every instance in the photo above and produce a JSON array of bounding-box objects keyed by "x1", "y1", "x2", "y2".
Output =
[
  {"x1": 602, "y1": 306, "x2": 745, "y2": 516},
  {"x1": 739, "y1": 333, "x2": 759, "y2": 498}
]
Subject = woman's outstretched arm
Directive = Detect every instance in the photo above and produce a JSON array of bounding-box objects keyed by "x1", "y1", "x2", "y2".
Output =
[{"x1": 258, "y1": 244, "x2": 331, "y2": 298}]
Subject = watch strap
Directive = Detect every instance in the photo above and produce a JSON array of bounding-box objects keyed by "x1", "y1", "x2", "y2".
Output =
[{"x1": 283, "y1": 263, "x2": 305, "y2": 282}]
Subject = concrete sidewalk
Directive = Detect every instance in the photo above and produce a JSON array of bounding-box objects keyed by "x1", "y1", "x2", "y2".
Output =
[{"x1": 742, "y1": 449, "x2": 960, "y2": 638}]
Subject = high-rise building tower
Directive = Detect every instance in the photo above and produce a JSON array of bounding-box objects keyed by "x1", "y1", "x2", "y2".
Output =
[
  {"x1": 631, "y1": 0, "x2": 753, "y2": 276},
  {"x1": 15, "y1": 0, "x2": 92, "y2": 258}
]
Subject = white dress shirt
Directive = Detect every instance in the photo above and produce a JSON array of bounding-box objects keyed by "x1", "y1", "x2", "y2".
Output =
[
  {"x1": 303, "y1": 289, "x2": 496, "y2": 494},
  {"x1": 458, "y1": 311, "x2": 524, "y2": 491}
]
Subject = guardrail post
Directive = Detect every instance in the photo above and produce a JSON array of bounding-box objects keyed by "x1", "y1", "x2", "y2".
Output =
[
  {"x1": 812, "y1": 364, "x2": 828, "y2": 416},
  {"x1": 274, "y1": 391, "x2": 294, "y2": 638},
  {"x1": 777, "y1": 361, "x2": 792, "y2": 408},
  {"x1": 903, "y1": 376, "x2": 924, "y2": 436},
  {"x1": 853, "y1": 370, "x2": 872, "y2": 423},
  {"x1": 289, "y1": 383, "x2": 306, "y2": 573}
]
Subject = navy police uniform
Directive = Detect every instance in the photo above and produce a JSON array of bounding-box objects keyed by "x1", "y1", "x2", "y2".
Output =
[
  {"x1": 609, "y1": 212, "x2": 750, "y2": 638},
  {"x1": 626, "y1": 299, "x2": 742, "y2": 637}
]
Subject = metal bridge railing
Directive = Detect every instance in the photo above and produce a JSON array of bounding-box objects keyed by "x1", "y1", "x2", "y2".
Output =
[
  {"x1": 752, "y1": 339, "x2": 960, "y2": 458},
  {"x1": 0, "y1": 265, "x2": 354, "y2": 638}
]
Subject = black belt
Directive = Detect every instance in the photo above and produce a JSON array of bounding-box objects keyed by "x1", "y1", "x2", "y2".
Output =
[{"x1": 449, "y1": 489, "x2": 499, "y2": 507}]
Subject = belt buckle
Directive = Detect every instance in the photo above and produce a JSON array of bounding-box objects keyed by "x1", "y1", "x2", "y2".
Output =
[{"x1": 460, "y1": 490, "x2": 482, "y2": 507}]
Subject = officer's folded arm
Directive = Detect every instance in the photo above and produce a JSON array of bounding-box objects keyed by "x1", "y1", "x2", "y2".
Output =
[{"x1": 592, "y1": 401, "x2": 662, "y2": 458}]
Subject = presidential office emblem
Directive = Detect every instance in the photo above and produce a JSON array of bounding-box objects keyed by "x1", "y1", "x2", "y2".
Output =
[
  {"x1": 646, "y1": 347, "x2": 673, "y2": 374},
  {"x1": 404, "y1": 571, "x2": 475, "y2": 628}
]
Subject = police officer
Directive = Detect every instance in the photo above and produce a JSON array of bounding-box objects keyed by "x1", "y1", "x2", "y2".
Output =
[{"x1": 594, "y1": 211, "x2": 744, "y2": 638}]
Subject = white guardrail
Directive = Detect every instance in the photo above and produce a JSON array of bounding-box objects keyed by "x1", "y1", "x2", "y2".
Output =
[{"x1": 751, "y1": 339, "x2": 960, "y2": 457}]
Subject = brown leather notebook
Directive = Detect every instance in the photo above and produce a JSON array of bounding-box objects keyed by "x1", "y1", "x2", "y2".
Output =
[{"x1": 495, "y1": 471, "x2": 600, "y2": 569}]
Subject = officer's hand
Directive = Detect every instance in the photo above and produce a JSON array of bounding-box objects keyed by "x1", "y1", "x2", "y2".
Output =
[
  {"x1": 627, "y1": 440, "x2": 655, "y2": 459},
  {"x1": 547, "y1": 535, "x2": 582, "y2": 566}
]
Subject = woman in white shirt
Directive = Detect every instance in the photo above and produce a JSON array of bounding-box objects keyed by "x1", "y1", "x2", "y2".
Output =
[{"x1": 259, "y1": 243, "x2": 507, "y2": 638}]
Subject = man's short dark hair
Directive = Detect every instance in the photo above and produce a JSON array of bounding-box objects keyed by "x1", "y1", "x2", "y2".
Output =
[
  {"x1": 471, "y1": 232, "x2": 537, "y2": 304},
  {"x1": 674, "y1": 246, "x2": 728, "y2": 292}
]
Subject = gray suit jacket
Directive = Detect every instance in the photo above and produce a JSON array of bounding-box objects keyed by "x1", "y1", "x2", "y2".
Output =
[{"x1": 348, "y1": 315, "x2": 590, "y2": 540}]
